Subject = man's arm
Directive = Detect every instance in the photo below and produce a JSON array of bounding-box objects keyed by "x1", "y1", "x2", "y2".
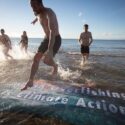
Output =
[
  {"x1": 19, "y1": 35, "x2": 23, "y2": 45},
  {"x1": 78, "y1": 33, "x2": 82, "y2": 44},
  {"x1": 47, "y1": 14, "x2": 56, "y2": 56},
  {"x1": 31, "y1": 17, "x2": 38, "y2": 25},
  {"x1": 6, "y1": 35, "x2": 12, "y2": 49},
  {"x1": 0, "y1": 36, "x2": 1, "y2": 43},
  {"x1": 89, "y1": 32, "x2": 93, "y2": 46},
  {"x1": 42, "y1": 13, "x2": 56, "y2": 65}
]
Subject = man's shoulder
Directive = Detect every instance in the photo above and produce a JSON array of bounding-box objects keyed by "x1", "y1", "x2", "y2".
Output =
[
  {"x1": 46, "y1": 8, "x2": 55, "y2": 16},
  {"x1": 4, "y1": 34, "x2": 9, "y2": 37},
  {"x1": 47, "y1": 7, "x2": 54, "y2": 12},
  {"x1": 80, "y1": 32, "x2": 84, "y2": 35},
  {"x1": 88, "y1": 31, "x2": 92, "y2": 34}
]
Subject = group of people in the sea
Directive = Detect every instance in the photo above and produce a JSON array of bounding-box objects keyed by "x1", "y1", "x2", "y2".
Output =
[
  {"x1": 0, "y1": 29, "x2": 28, "y2": 59},
  {"x1": 0, "y1": 0, "x2": 93, "y2": 90}
]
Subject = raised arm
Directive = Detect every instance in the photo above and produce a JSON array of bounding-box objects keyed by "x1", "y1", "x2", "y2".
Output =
[{"x1": 31, "y1": 17, "x2": 38, "y2": 25}]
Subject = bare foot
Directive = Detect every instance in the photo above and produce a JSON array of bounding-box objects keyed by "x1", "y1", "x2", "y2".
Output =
[
  {"x1": 21, "y1": 80, "x2": 33, "y2": 91},
  {"x1": 51, "y1": 64, "x2": 58, "y2": 75}
]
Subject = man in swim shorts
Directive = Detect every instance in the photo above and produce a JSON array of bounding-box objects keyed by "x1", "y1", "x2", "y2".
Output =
[
  {"x1": 21, "y1": 0, "x2": 61, "y2": 90},
  {"x1": 79, "y1": 24, "x2": 93, "y2": 64}
]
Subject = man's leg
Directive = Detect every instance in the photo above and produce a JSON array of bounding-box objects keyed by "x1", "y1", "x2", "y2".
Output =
[
  {"x1": 4, "y1": 49, "x2": 13, "y2": 59},
  {"x1": 25, "y1": 44, "x2": 28, "y2": 53},
  {"x1": 7, "y1": 54, "x2": 13, "y2": 59},
  {"x1": 43, "y1": 56, "x2": 57, "y2": 75},
  {"x1": 51, "y1": 36, "x2": 61, "y2": 75},
  {"x1": 85, "y1": 53, "x2": 89, "y2": 63},
  {"x1": 86, "y1": 53, "x2": 89, "y2": 60},
  {"x1": 81, "y1": 53, "x2": 86, "y2": 65},
  {"x1": 85, "y1": 46, "x2": 89, "y2": 62},
  {"x1": 21, "y1": 52, "x2": 43, "y2": 90}
]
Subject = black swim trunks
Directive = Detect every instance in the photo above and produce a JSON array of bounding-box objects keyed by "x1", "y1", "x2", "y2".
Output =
[
  {"x1": 81, "y1": 45, "x2": 89, "y2": 54},
  {"x1": 38, "y1": 35, "x2": 61, "y2": 56}
]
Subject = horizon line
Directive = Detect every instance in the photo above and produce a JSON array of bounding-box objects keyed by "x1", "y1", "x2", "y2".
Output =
[{"x1": 10, "y1": 36, "x2": 125, "y2": 41}]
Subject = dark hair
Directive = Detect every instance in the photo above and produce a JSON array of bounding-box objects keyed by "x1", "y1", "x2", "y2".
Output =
[
  {"x1": 1, "y1": 29, "x2": 4, "y2": 32},
  {"x1": 30, "y1": 0, "x2": 43, "y2": 5},
  {"x1": 84, "y1": 24, "x2": 89, "y2": 28}
]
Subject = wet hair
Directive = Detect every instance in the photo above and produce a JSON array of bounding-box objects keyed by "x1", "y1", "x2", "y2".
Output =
[
  {"x1": 1, "y1": 29, "x2": 5, "y2": 32},
  {"x1": 84, "y1": 24, "x2": 89, "y2": 28},
  {"x1": 30, "y1": 0, "x2": 43, "y2": 5},
  {"x1": 23, "y1": 31, "x2": 26, "y2": 34}
]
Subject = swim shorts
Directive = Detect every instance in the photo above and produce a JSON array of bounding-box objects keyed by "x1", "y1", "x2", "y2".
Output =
[
  {"x1": 38, "y1": 35, "x2": 61, "y2": 56},
  {"x1": 81, "y1": 45, "x2": 89, "y2": 54}
]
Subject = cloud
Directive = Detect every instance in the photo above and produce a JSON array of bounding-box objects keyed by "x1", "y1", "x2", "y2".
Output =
[
  {"x1": 78, "y1": 12, "x2": 83, "y2": 17},
  {"x1": 102, "y1": 32, "x2": 113, "y2": 36}
]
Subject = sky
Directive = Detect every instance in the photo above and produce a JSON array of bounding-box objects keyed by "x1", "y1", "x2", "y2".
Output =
[{"x1": 0, "y1": 0, "x2": 125, "y2": 39}]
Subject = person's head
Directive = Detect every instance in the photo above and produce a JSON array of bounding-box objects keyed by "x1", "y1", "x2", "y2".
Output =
[
  {"x1": 23, "y1": 31, "x2": 27, "y2": 35},
  {"x1": 30, "y1": 0, "x2": 44, "y2": 16},
  {"x1": 84, "y1": 24, "x2": 89, "y2": 32},
  {"x1": 1, "y1": 29, "x2": 5, "y2": 34}
]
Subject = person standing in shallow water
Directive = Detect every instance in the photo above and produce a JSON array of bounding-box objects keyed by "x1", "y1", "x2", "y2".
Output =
[
  {"x1": 19, "y1": 31, "x2": 28, "y2": 53},
  {"x1": 0, "y1": 29, "x2": 13, "y2": 59},
  {"x1": 21, "y1": 0, "x2": 61, "y2": 90},
  {"x1": 79, "y1": 24, "x2": 93, "y2": 65}
]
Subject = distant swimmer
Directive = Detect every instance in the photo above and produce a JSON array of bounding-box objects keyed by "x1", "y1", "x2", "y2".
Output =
[
  {"x1": 0, "y1": 29, "x2": 13, "y2": 59},
  {"x1": 21, "y1": 0, "x2": 61, "y2": 90},
  {"x1": 19, "y1": 31, "x2": 28, "y2": 53},
  {"x1": 78, "y1": 24, "x2": 93, "y2": 65}
]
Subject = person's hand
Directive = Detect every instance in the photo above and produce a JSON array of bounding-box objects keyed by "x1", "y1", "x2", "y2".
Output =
[
  {"x1": 31, "y1": 20, "x2": 36, "y2": 25},
  {"x1": 31, "y1": 18, "x2": 38, "y2": 25},
  {"x1": 42, "y1": 50, "x2": 53, "y2": 65}
]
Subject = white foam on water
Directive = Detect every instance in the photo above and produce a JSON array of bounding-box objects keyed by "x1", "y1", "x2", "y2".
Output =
[
  {"x1": 57, "y1": 62, "x2": 81, "y2": 81},
  {"x1": 0, "y1": 45, "x2": 6, "y2": 60},
  {"x1": 0, "y1": 45, "x2": 34, "y2": 61},
  {"x1": 67, "y1": 51, "x2": 80, "y2": 55}
]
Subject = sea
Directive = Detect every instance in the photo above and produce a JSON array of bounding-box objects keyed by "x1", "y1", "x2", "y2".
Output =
[{"x1": 0, "y1": 38, "x2": 125, "y2": 125}]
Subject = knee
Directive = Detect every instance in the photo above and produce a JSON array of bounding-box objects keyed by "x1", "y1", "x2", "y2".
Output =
[{"x1": 33, "y1": 53, "x2": 42, "y2": 63}]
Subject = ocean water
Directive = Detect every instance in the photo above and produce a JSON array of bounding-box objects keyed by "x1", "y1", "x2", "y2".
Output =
[{"x1": 0, "y1": 38, "x2": 125, "y2": 125}]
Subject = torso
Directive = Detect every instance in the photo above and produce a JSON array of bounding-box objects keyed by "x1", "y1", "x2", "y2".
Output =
[
  {"x1": 0, "y1": 34, "x2": 10, "y2": 47},
  {"x1": 38, "y1": 8, "x2": 59, "y2": 38},
  {"x1": 80, "y1": 32, "x2": 92, "y2": 46},
  {"x1": 21, "y1": 35, "x2": 28, "y2": 44}
]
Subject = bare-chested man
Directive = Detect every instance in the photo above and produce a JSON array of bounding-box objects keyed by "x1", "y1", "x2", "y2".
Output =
[
  {"x1": 21, "y1": 0, "x2": 61, "y2": 90},
  {"x1": 79, "y1": 24, "x2": 93, "y2": 65},
  {"x1": 0, "y1": 29, "x2": 13, "y2": 59}
]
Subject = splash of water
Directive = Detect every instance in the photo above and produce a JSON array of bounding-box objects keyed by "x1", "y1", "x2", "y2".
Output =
[
  {"x1": 0, "y1": 45, "x2": 34, "y2": 61},
  {"x1": 57, "y1": 62, "x2": 81, "y2": 81},
  {"x1": 0, "y1": 45, "x2": 6, "y2": 60}
]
